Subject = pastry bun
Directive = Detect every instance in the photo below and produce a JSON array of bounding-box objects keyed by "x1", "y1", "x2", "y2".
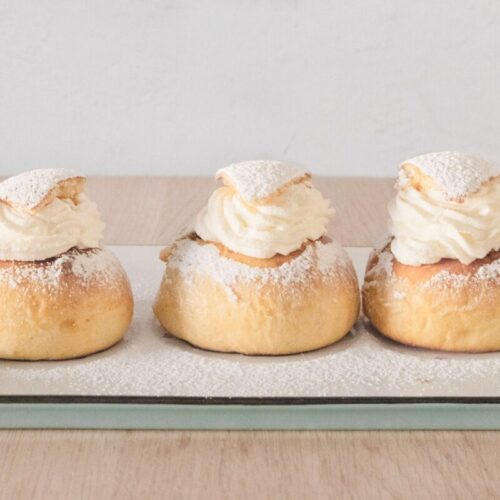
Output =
[
  {"x1": 154, "y1": 234, "x2": 360, "y2": 355},
  {"x1": 0, "y1": 248, "x2": 133, "y2": 361},
  {"x1": 362, "y1": 244, "x2": 500, "y2": 352}
]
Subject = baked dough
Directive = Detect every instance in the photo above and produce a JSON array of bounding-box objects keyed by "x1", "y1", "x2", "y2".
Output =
[
  {"x1": 154, "y1": 234, "x2": 360, "y2": 355},
  {"x1": 364, "y1": 152, "x2": 500, "y2": 352},
  {"x1": 0, "y1": 168, "x2": 134, "y2": 360},
  {"x1": 363, "y1": 244, "x2": 500, "y2": 352},
  {"x1": 0, "y1": 247, "x2": 133, "y2": 360}
]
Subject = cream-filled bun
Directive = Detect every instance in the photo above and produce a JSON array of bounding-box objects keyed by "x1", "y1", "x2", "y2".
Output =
[
  {"x1": 0, "y1": 169, "x2": 133, "y2": 360},
  {"x1": 363, "y1": 152, "x2": 500, "y2": 352},
  {"x1": 154, "y1": 160, "x2": 360, "y2": 355}
]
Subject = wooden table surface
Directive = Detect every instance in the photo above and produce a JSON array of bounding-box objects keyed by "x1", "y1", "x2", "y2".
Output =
[{"x1": 2, "y1": 177, "x2": 498, "y2": 500}]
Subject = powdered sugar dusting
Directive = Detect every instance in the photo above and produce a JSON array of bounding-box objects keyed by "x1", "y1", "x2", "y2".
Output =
[
  {"x1": 404, "y1": 151, "x2": 499, "y2": 200},
  {"x1": 217, "y1": 160, "x2": 308, "y2": 201},
  {"x1": 0, "y1": 168, "x2": 82, "y2": 211},
  {"x1": 423, "y1": 258, "x2": 500, "y2": 289},
  {"x1": 165, "y1": 238, "x2": 349, "y2": 300},
  {"x1": 70, "y1": 248, "x2": 124, "y2": 284},
  {"x1": 0, "y1": 247, "x2": 123, "y2": 289},
  {"x1": 362, "y1": 247, "x2": 400, "y2": 294},
  {"x1": 316, "y1": 240, "x2": 349, "y2": 273},
  {"x1": 422, "y1": 271, "x2": 469, "y2": 289},
  {"x1": 367, "y1": 245, "x2": 500, "y2": 289},
  {"x1": 366, "y1": 248, "x2": 394, "y2": 279},
  {"x1": 3, "y1": 246, "x2": 500, "y2": 399},
  {"x1": 476, "y1": 259, "x2": 500, "y2": 280}
]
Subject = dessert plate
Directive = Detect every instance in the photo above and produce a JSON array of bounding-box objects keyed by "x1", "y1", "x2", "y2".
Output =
[{"x1": 1, "y1": 246, "x2": 500, "y2": 429}]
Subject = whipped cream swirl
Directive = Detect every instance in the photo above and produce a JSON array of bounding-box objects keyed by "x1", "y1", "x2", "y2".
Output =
[
  {"x1": 0, "y1": 194, "x2": 105, "y2": 261},
  {"x1": 195, "y1": 182, "x2": 333, "y2": 258},
  {"x1": 389, "y1": 179, "x2": 500, "y2": 265}
]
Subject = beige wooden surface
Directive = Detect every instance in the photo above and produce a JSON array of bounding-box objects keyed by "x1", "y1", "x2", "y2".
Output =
[
  {"x1": 86, "y1": 176, "x2": 395, "y2": 247},
  {"x1": 2, "y1": 177, "x2": 497, "y2": 500}
]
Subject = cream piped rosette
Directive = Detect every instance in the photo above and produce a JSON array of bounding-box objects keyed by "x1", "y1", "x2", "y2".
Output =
[
  {"x1": 0, "y1": 169, "x2": 105, "y2": 261},
  {"x1": 0, "y1": 169, "x2": 133, "y2": 360},
  {"x1": 155, "y1": 160, "x2": 360, "y2": 355},
  {"x1": 195, "y1": 160, "x2": 333, "y2": 259},
  {"x1": 363, "y1": 151, "x2": 500, "y2": 353},
  {"x1": 388, "y1": 151, "x2": 500, "y2": 265}
]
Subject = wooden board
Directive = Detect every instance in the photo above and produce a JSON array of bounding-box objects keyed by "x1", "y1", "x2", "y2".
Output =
[
  {"x1": 1, "y1": 430, "x2": 499, "y2": 499},
  {"x1": 85, "y1": 176, "x2": 395, "y2": 247}
]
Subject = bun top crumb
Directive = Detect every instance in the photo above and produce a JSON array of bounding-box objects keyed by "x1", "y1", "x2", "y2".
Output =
[
  {"x1": 0, "y1": 168, "x2": 85, "y2": 213},
  {"x1": 216, "y1": 160, "x2": 310, "y2": 202},
  {"x1": 399, "y1": 151, "x2": 498, "y2": 201}
]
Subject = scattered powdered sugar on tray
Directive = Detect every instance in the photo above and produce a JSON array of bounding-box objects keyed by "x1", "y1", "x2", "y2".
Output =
[
  {"x1": 403, "y1": 151, "x2": 499, "y2": 200},
  {"x1": 217, "y1": 160, "x2": 308, "y2": 201},
  {"x1": 0, "y1": 247, "x2": 123, "y2": 289},
  {"x1": 3, "y1": 246, "x2": 500, "y2": 399},
  {"x1": 165, "y1": 238, "x2": 349, "y2": 299},
  {"x1": 0, "y1": 168, "x2": 82, "y2": 211}
]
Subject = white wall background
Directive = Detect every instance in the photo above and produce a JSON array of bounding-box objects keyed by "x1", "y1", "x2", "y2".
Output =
[{"x1": 0, "y1": 0, "x2": 498, "y2": 177}]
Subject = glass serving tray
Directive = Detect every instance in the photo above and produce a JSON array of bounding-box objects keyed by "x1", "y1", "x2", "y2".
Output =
[{"x1": 2, "y1": 246, "x2": 500, "y2": 430}]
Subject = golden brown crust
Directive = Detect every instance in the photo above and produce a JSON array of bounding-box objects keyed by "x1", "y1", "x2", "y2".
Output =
[
  {"x1": 154, "y1": 238, "x2": 360, "y2": 355},
  {"x1": 214, "y1": 235, "x2": 332, "y2": 267},
  {"x1": 160, "y1": 233, "x2": 331, "y2": 268},
  {"x1": 363, "y1": 245, "x2": 500, "y2": 352},
  {"x1": 0, "y1": 248, "x2": 133, "y2": 360}
]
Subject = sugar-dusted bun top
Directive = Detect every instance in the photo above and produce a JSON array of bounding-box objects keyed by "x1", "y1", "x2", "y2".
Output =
[
  {"x1": 162, "y1": 235, "x2": 351, "y2": 301},
  {"x1": 195, "y1": 160, "x2": 333, "y2": 259},
  {"x1": 389, "y1": 152, "x2": 500, "y2": 266},
  {"x1": 216, "y1": 160, "x2": 310, "y2": 202},
  {"x1": 399, "y1": 151, "x2": 499, "y2": 201},
  {"x1": 0, "y1": 168, "x2": 85, "y2": 213},
  {"x1": 0, "y1": 169, "x2": 105, "y2": 261}
]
